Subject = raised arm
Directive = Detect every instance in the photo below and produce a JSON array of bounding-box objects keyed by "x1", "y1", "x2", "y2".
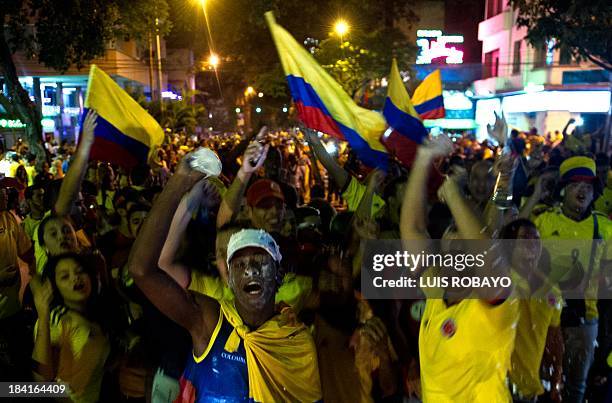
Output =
[
  {"x1": 55, "y1": 110, "x2": 97, "y2": 216},
  {"x1": 30, "y1": 277, "x2": 55, "y2": 381},
  {"x1": 216, "y1": 127, "x2": 269, "y2": 228},
  {"x1": 438, "y1": 177, "x2": 488, "y2": 240},
  {"x1": 303, "y1": 128, "x2": 349, "y2": 190},
  {"x1": 400, "y1": 135, "x2": 453, "y2": 240},
  {"x1": 129, "y1": 156, "x2": 216, "y2": 339}
]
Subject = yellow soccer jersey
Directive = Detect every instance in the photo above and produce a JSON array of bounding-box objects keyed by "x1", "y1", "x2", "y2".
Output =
[
  {"x1": 595, "y1": 186, "x2": 612, "y2": 217},
  {"x1": 419, "y1": 298, "x2": 519, "y2": 403},
  {"x1": 342, "y1": 177, "x2": 386, "y2": 218},
  {"x1": 509, "y1": 273, "x2": 562, "y2": 398},
  {"x1": 35, "y1": 307, "x2": 110, "y2": 403},
  {"x1": 533, "y1": 207, "x2": 612, "y2": 320}
]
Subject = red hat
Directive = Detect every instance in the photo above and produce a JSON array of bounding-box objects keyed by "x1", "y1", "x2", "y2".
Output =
[{"x1": 246, "y1": 179, "x2": 285, "y2": 207}]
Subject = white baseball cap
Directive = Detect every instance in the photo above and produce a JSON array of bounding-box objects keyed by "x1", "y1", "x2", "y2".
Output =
[{"x1": 226, "y1": 229, "x2": 282, "y2": 267}]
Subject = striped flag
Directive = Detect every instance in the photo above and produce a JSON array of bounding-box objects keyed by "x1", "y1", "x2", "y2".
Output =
[
  {"x1": 412, "y1": 69, "x2": 445, "y2": 120},
  {"x1": 381, "y1": 59, "x2": 428, "y2": 167},
  {"x1": 84, "y1": 65, "x2": 164, "y2": 168},
  {"x1": 265, "y1": 12, "x2": 388, "y2": 169}
]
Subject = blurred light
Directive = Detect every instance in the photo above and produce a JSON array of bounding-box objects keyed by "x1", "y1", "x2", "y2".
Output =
[
  {"x1": 257, "y1": 92, "x2": 264, "y2": 98},
  {"x1": 235, "y1": 107, "x2": 241, "y2": 113},
  {"x1": 502, "y1": 91, "x2": 610, "y2": 113},
  {"x1": 575, "y1": 117, "x2": 584, "y2": 126},
  {"x1": 282, "y1": 107, "x2": 288, "y2": 113},
  {"x1": 255, "y1": 107, "x2": 262, "y2": 113},
  {"x1": 417, "y1": 29, "x2": 442, "y2": 37},
  {"x1": 208, "y1": 53, "x2": 219, "y2": 68},
  {"x1": 244, "y1": 86, "x2": 255, "y2": 97},
  {"x1": 208, "y1": 113, "x2": 213, "y2": 119},
  {"x1": 41, "y1": 118, "x2": 55, "y2": 130},
  {"x1": 334, "y1": 20, "x2": 349, "y2": 36},
  {"x1": 161, "y1": 91, "x2": 180, "y2": 100},
  {"x1": 524, "y1": 83, "x2": 544, "y2": 93},
  {"x1": 381, "y1": 77, "x2": 388, "y2": 87},
  {"x1": 443, "y1": 90, "x2": 473, "y2": 110},
  {"x1": 323, "y1": 141, "x2": 337, "y2": 155}
]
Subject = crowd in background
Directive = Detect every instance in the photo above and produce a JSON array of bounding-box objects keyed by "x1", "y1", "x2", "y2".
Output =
[{"x1": 0, "y1": 113, "x2": 611, "y2": 403}]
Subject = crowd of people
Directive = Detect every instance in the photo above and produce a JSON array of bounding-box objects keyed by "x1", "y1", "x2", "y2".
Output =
[{"x1": 0, "y1": 109, "x2": 611, "y2": 403}]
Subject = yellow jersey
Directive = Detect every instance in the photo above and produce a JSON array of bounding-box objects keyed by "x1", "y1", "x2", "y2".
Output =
[
  {"x1": 35, "y1": 306, "x2": 110, "y2": 403},
  {"x1": 595, "y1": 186, "x2": 612, "y2": 217},
  {"x1": 509, "y1": 273, "x2": 562, "y2": 398},
  {"x1": 533, "y1": 207, "x2": 612, "y2": 320},
  {"x1": 419, "y1": 298, "x2": 518, "y2": 403},
  {"x1": 342, "y1": 177, "x2": 385, "y2": 218}
]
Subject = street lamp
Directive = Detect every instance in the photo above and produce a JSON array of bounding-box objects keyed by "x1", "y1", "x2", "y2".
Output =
[
  {"x1": 208, "y1": 53, "x2": 219, "y2": 69},
  {"x1": 244, "y1": 86, "x2": 256, "y2": 97},
  {"x1": 334, "y1": 20, "x2": 349, "y2": 37}
]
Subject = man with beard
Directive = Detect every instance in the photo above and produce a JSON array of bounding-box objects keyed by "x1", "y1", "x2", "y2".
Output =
[
  {"x1": 533, "y1": 156, "x2": 612, "y2": 402},
  {"x1": 129, "y1": 156, "x2": 321, "y2": 402}
]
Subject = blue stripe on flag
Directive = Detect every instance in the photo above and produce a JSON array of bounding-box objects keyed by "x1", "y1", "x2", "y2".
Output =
[
  {"x1": 414, "y1": 95, "x2": 444, "y2": 116},
  {"x1": 383, "y1": 99, "x2": 428, "y2": 144}
]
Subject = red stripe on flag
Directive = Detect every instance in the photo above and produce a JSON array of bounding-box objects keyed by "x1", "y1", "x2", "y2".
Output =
[
  {"x1": 420, "y1": 107, "x2": 446, "y2": 120},
  {"x1": 90, "y1": 136, "x2": 141, "y2": 169},
  {"x1": 295, "y1": 102, "x2": 347, "y2": 141}
]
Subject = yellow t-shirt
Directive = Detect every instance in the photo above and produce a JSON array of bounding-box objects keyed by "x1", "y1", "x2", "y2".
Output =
[
  {"x1": 342, "y1": 177, "x2": 385, "y2": 218},
  {"x1": 533, "y1": 207, "x2": 612, "y2": 320},
  {"x1": 35, "y1": 307, "x2": 110, "y2": 403},
  {"x1": 595, "y1": 186, "x2": 612, "y2": 217},
  {"x1": 419, "y1": 298, "x2": 518, "y2": 403},
  {"x1": 0, "y1": 211, "x2": 32, "y2": 319},
  {"x1": 509, "y1": 273, "x2": 562, "y2": 398},
  {"x1": 22, "y1": 215, "x2": 42, "y2": 240}
]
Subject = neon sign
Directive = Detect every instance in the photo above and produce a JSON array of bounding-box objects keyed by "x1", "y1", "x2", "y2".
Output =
[{"x1": 416, "y1": 30, "x2": 464, "y2": 65}]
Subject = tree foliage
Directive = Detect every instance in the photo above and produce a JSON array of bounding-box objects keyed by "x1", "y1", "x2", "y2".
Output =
[
  {"x1": 511, "y1": 0, "x2": 611, "y2": 71},
  {"x1": 0, "y1": 0, "x2": 171, "y2": 163}
]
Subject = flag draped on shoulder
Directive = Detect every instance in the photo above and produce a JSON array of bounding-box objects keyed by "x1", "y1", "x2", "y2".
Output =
[
  {"x1": 381, "y1": 59, "x2": 428, "y2": 167},
  {"x1": 412, "y1": 69, "x2": 445, "y2": 120},
  {"x1": 84, "y1": 65, "x2": 164, "y2": 168},
  {"x1": 265, "y1": 12, "x2": 388, "y2": 169}
]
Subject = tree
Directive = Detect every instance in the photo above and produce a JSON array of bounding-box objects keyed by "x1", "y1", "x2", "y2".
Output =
[
  {"x1": 0, "y1": 0, "x2": 171, "y2": 165},
  {"x1": 202, "y1": 0, "x2": 418, "y2": 109},
  {"x1": 511, "y1": 0, "x2": 611, "y2": 71}
]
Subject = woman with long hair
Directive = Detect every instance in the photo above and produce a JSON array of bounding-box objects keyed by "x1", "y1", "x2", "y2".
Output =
[{"x1": 31, "y1": 253, "x2": 111, "y2": 403}]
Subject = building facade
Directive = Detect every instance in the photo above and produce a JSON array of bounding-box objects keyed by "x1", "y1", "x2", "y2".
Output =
[
  {"x1": 472, "y1": 0, "x2": 610, "y2": 139},
  {"x1": 1, "y1": 38, "x2": 195, "y2": 146}
]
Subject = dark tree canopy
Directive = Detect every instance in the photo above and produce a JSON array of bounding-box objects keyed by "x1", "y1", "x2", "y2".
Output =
[
  {"x1": 511, "y1": 0, "x2": 611, "y2": 71},
  {"x1": 0, "y1": 0, "x2": 171, "y2": 163}
]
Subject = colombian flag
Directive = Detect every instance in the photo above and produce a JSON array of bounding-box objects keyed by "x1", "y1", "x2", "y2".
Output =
[
  {"x1": 381, "y1": 59, "x2": 428, "y2": 168},
  {"x1": 412, "y1": 69, "x2": 445, "y2": 120},
  {"x1": 265, "y1": 12, "x2": 388, "y2": 169},
  {"x1": 83, "y1": 65, "x2": 164, "y2": 168}
]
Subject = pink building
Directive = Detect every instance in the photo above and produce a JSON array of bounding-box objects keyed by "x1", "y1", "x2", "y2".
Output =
[{"x1": 471, "y1": 0, "x2": 610, "y2": 139}]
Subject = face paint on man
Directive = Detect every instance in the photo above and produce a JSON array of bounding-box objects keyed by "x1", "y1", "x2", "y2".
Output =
[{"x1": 229, "y1": 248, "x2": 279, "y2": 311}]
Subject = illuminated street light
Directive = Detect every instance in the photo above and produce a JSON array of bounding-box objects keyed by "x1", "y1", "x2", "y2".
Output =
[
  {"x1": 282, "y1": 107, "x2": 288, "y2": 113},
  {"x1": 245, "y1": 86, "x2": 256, "y2": 97},
  {"x1": 334, "y1": 20, "x2": 349, "y2": 36},
  {"x1": 255, "y1": 107, "x2": 262, "y2": 113},
  {"x1": 258, "y1": 92, "x2": 264, "y2": 98},
  {"x1": 235, "y1": 107, "x2": 241, "y2": 113},
  {"x1": 208, "y1": 53, "x2": 219, "y2": 68}
]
